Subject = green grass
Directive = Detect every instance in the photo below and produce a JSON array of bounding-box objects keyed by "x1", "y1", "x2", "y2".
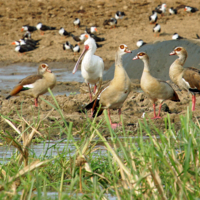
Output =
[{"x1": 0, "y1": 90, "x2": 200, "y2": 199}]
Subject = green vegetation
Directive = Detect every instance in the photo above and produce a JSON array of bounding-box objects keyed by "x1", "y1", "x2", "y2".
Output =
[{"x1": 0, "y1": 89, "x2": 200, "y2": 199}]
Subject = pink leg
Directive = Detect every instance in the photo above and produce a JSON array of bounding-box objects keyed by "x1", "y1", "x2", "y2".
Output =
[
  {"x1": 93, "y1": 84, "x2": 97, "y2": 94},
  {"x1": 192, "y1": 95, "x2": 196, "y2": 111},
  {"x1": 156, "y1": 104, "x2": 162, "y2": 119},
  {"x1": 151, "y1": 103, "x2": 162, "y2": 119},
  {"x1": 34, "y1": 98, "x2": 38, "y2": 107},
  {"x1": 107, "y1": 109, "x2": 121, "y2": 129}
]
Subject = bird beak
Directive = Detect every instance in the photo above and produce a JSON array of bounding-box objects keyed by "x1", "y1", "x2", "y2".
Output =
[
  {"x1": 47, "y1": 69, "x2": 52, "y2": 73},
  {"x1": 169, "y1": 51, "x2": 176, "y2": 55},
  {"x1": 132, "y1": 55, "x2": 139, "y2": 60},
  {"x1": 72, "y1": 45, "x2": 88, "y2": 74},
  {"x1": 21, "y1": 28, "x2": 24, "y2": 32},
  {"x1": 11, "y1": 42, "x2": 16, "y2": 45},
  {"x1": 95, "y1": 28, "x2": 98, "y2": 32},
  {"x1": 125, "y1": 49, "x2": 131, "y2": 53}
]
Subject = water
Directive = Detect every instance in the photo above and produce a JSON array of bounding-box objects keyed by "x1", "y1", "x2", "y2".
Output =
[{"x1": 0, "y1": 64, "x2": 83, "y2": 95}]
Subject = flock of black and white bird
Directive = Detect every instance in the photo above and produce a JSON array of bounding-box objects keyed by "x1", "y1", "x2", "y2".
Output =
[
  {"x1": 137, "y1": 4, "x2": 199, "y2": 48},
  {"x1": 13, "y1": 5, "x2": 199, "y2": 54}
]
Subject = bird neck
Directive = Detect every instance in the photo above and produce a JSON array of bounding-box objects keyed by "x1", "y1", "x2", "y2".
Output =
[
  {"x1": 142, "y1": 58, "x2": 150, "y2": 73},
  {"x1": 178, "y1": 54, "x2": 187, "y2": 66},
  {"x1": 115, "y1": 51, "x2": 123, "y2": 68}
]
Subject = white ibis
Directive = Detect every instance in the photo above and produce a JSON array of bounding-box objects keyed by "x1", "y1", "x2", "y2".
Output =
[{"x1": 72, "y1": 34, "x2": 104, "y2": 102}]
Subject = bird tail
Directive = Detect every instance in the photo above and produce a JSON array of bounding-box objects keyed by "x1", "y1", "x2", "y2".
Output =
[
  {"x1": 85, "y1": 99, "x2": 103, "y2": 117},
  {"x1": 171, "y1": 91, "x2": 180, "y2": 102},
  {"x1": 196, "y1": 34, "x2": 200, "y2": 39},
  {"x1": 189, "y1": 88, "x2": 200, "y2": 93}
]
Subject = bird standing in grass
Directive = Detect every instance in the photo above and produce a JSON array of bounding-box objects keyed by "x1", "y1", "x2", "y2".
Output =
[{"x1": 85, "y1": 44, "x2": 132, "y2": 129}]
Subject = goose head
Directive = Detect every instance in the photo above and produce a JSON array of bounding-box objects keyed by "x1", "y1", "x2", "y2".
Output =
[
  {"x1": 118, "y1": 44, "x2": 131, "y2": 56},
  {"x1": 169, "y1": 47, "x2": 187, "y2": 57},
  {"x1": 133, "y1": 52, "x2": 149, "y2": 61},
  {"x1": 38, "y1": 64, "x2": 51, "y2": 74}
]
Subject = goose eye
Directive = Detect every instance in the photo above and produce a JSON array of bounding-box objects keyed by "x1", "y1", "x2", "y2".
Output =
[
  {"x1": 139, "y1": 52, "x2": 144, "y2": 56},
  {"x1": 120, "y1": 45, "x2": 124, "y2": 49},
  {"x1": 42, "y1": 64, "x2": 47, "y2": 68},
  {"x1": 176, "y1": 47, "x2": 181, "y2": 51}
]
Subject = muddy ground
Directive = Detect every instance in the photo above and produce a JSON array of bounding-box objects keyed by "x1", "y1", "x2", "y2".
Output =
[{"x1": 0, "y1": 0, "x2": 200, "y2": 137}]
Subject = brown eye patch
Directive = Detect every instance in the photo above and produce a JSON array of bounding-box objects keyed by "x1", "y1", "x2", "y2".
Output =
[
  {"x1": 175, "y1": 47, "x2": 182, "y2": 51},
  {"x1": 120, "y1": 45, "x2": 124, "y2": 49},
  {"x1": 42, "y1": 64, "x2": 47, "y2": 68},
  {"x1": 138, "y1": 52, "x2": 145, "y2": 56}
]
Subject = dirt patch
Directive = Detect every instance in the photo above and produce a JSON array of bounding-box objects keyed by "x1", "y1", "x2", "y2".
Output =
[{"x1": 1, "y1": 80, "x2": 200, "y2": 139}]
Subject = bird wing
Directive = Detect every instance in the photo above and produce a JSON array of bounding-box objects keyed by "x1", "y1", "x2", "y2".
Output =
[{"x1": 19, "y1": 74, "x2": 43, "y2": 86}]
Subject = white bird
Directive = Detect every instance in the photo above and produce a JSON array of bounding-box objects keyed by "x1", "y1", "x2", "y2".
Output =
[
  {"x1": 72, "y1": 35, "x2": 104, "y2": 102},
  {"x1": 73, "y1": 18, "x2": 80, "y2": 27},
  {"x1": 136, "y1": 39, "x2": 146, "y2": 48},
  {"x1": 172, "y1": 33, "x2": 183, "y2": 40},
  {"x1": 153, "y1": 23, "x2": 161, "y2": 37}
]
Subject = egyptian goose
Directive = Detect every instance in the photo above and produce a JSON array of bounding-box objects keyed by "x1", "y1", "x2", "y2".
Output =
[
  {"x1": 72, "y1": 34, "x2": 104, "y2": 101},
  {"x1": 133, "y1": 52, "x2": 180, "y2": 119},
  {"x1": 85, "y1": 44, "x2": 131, "y2": 129},
  {"x1": 21, "y1": 25, "x2": 37, "y2": 32},
  {"x1": 36, "y1": 22, "x2": 56, "y2": 35},
  {"x1": 153, "y1": 23, "x2": 161, "y2": 37},
  {"x1": 169, "y1": 7, "x2": 177, "y2": 15},
  {"x1": 169, "y1": 46, "x2": 200, "y2": 111},
  {"x1": 149, "y1": 11, "x2": 158, "y2": 24},
  {"x1": 6, "y1": 64, "x2": 56, "y2": 107}
]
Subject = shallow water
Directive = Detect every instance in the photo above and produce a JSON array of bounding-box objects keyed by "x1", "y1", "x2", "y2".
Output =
[{"x1": 0, "y1": 64, "x2": 83, "y2": 95}]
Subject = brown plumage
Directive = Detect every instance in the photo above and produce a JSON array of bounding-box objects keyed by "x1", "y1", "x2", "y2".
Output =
[
  {"x1": 85, "y1": 44, "x2": 132, "y2": 129},
  {"x1": 169, "y1": 46, "x2": 200, "y2": 111},
  {"x1": 6, "y1": 64, "x2": 56, "y2": 107},
  {"x1": 133, "y1": 52, "x2": 180, "y2": 119}
]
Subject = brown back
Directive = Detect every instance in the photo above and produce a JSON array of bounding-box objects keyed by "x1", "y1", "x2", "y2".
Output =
[
  {"x1": 19, "y1": 74, "x2": 43, "y2": 86},
  {"x1": 183, "y1": 67, "x2": 200, "y2": 90}
]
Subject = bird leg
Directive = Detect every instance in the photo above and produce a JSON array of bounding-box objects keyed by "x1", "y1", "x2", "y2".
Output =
[
  {"x1": 151, "y1": 103, "x2": 162, "y2": 119},
  {"x1": 93, "y1": 84, "x2": 97, "y2": 94},
  {"x1": 34, "y1": 98, "x2": 38, "y2": 107},
  {"x1": 156, "y1": 104, "x2": 162, "y2": 119},
  {"x1": 192, "y1": 95, "x2": 196, "y2": 111},
  {"x1": 88, "y1": 83, "x2": 94, "y2": 117},
  {"x1": 107, "y1": 109, "x2": 121, "y2": 129}
]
